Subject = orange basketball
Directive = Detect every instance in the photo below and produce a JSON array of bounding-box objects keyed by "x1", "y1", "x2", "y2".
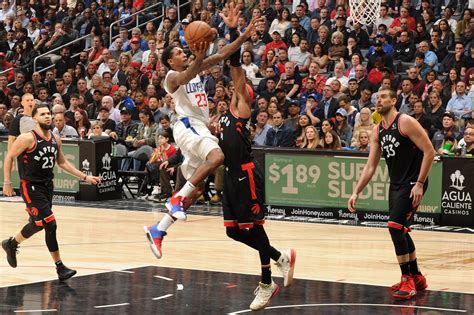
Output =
[{"x1": 184, "y1": 21, "x2": 214, "y2": 46}]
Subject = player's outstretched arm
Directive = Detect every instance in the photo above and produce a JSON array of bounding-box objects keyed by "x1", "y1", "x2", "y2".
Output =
[
  {"x1": 229, "y1": 66, "x2": 251, "y2": 119},
  {"x1": 400, "y1": 114, "x2": 436, "y2": 207},
  {"x1": 3, "y1": 133, "x2": 35, "y2": 196},
  {"x1": 54, "y1": 135, "x2": 101, "y2": 185},
  {"x1": 200, "y1": 16, "x2": 261, "y2": 71},
  {"x1": 348, "y1": 125, "x2": 382, "y2": 212}
]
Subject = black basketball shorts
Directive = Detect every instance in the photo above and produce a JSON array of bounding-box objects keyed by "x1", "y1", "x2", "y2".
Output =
[
  {"x1": 20, "y1": 180, "x2": 54, "y2": 227},
  {"x1": 223, "y1": 161, "x2": 266, "y2": 229},
  {"x1": 388, "y1": 181, "x2": 428, "y2": 231}
]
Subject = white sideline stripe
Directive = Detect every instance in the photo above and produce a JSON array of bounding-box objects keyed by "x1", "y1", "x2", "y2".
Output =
[
  {"x1": 228, "y1": 303, "x2": 467, "y2": 314},
  {"x1": 114, "y1": 270, "x2": 134, "y2": 274},
  {"x1": 14, "y1": 309, "x2": 57, "y2": 313},
  {"x1": 152, "y1": 294, "x2": 174, "y2": 300},
  {"x1": 94, "y1": 303, "x2": 130, "y2": 309},
  {"x1": 154, "y1": 275, "x2": 173, "y2": 281}
]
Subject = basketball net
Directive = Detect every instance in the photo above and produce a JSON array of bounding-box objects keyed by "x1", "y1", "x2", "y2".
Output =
[{"x1": 349, "y1": 0, "x2": 381, "y2": 26}]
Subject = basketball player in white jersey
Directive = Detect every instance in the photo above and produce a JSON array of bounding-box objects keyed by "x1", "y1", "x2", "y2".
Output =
[{"x1": 144, "y1": 3, "x2": 261, "y2": 259}]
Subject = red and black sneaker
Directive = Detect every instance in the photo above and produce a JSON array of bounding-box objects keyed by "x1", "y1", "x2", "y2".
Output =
[
  {"x1": 393, "y1": 275, "x2": 417, "y2": 300},
  {"x1": 391, "y1": 273, "x2": 427, "y2": 292}
]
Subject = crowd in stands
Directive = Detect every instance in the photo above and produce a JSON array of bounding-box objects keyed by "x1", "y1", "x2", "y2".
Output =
[{"x1": 0, "y1": 0, "x2": 474, "y2": 200}]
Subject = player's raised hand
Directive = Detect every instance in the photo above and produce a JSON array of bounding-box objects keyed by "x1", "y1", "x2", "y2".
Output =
[
  {"x1": 348, "y1": 193, "x2": 358, "y2": 213},
  {"x1": 2, "y1": 183, "x2": 15, "y2": 197},
  {"x1": 219, "y1": 1, "x2": 240, "y2": 29},
  {"x1": 244, "y1": 17, "x2": 265, "y2": 38},
  {"x1": 190, "y1": 41, "x2": 209, "y2": 60}
]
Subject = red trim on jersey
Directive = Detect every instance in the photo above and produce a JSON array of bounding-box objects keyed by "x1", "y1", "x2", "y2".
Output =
[
  {"x1": 21, "y1": 180, "x2": 31, "y2": 203},
  {"x1": 224, "y1": 220, "x2": 238, "y2": 227},
  {"x1": 26, "y1": 131, "x2": 38, "y2": 153},
  {"x1": 387, "y1": 221, "x2": 404, "y2": 230},
  {"x1": 254, "y1": 219, "x2": 265, "y2": 225},
  {"x1": 35, "y1": 220, "x2": 43, "y2": 227},
  {"x1": 241, "y1": 162, "x2": 257, "y2": 200},
  {"x1": 397, "y1": 114, "x2": 408, "y2": 138},
  {"x1": 381, "y1": 112, "x2": 399, "y2": 130},
  {"x1": 35, "y1": 129, "x2": 52, "y2": 142},
  {"x1": 44, "y1": 214, "x2": 55, "y2": 223},
  {"x1": 238, "y1": 222, "x2": 254, "y2": 229}
]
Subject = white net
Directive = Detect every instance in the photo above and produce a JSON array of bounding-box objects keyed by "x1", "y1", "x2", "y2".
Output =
[{"x1": 349, "y1": 0, "x2": 382, "y2": 26}]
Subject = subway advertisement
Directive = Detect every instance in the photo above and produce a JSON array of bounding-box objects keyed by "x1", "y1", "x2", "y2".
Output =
[{"x1": 264, "y1": 152, "x2": 473, "y2": 228}]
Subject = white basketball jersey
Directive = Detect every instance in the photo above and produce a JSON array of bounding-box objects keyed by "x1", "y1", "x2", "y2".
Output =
[{"x1": 164, "y1": 70, "x2": 209, "y2": 124}]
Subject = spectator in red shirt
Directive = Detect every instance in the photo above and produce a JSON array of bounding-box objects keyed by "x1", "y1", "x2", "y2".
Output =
[
  {"x1": 0, "y1": 53, "x2": 14, "y2": 82},
  {"x1": 388, "y1": 6, "x2": 416, "y2": 36},
  {"x1": 263, "y1": 31, "x2": 288, "y2": 62}
]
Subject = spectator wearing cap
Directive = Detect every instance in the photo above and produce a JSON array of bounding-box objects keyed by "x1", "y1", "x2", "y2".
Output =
[
  {"x1": 128, "y1": 37, "x2": 144, "y2": 63},
  {"x1": 110, "y1": 107, "x2": 139, "y2": 155},
  {"x1": 446, "y1": 81, "x2": 473, "y2": 119},
  {"x1": 431, "y1": 111, "x2": 460, "y2": 153},
  {"x1": 263, "y1": 31, "x2": 288, "y2": 62},
  {"x1": 53, "y1": 112, "x2": 79, "y2": 138},
  {"x1": 334, "y1": 108, "x2": 353, "y2": 147},
  {"x1": 366, "y1": 33, "x2": 394, "y2": 58},
  {"x1": 349, "y1": 22, "x2": 370, "y2": 49},
  {"x1": 27, "y1": 17, "x2": 40, "y2": 43},
  {"x1": 265, "y1": 110, "x2": 295, "y2": 147},
  {"x1": 302, "y1": 93, "x2": 323, "y2": 126},
  {"x1": 0, "y1": 53, "x2": 14, "y2": 82},
  {"x1": 284, "y1": 14, "x2": 307, "y2": 47},
  {"x1": 331, "y1": 15, "x2": 350, "y2": 44},
  {"x1": 98, "y1": 105, "x2": 116, "y2": 134},
  {"x1": 366, "y1": 40, "x2": 394, "y2": 73},
  {"x1": 285, "y1": 100, "x2": 301, "y2": 132}
]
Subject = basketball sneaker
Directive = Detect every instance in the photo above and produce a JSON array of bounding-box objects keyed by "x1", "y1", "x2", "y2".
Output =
[
  {"x1": 249, "y1": 281, "x2": 279, "y2": 311},
  {"x1": 275, "y1": 248, "x2": 296, "y2": 287},
  {"x1": 57, "y1": 265, "x2": 77, "y2": 281},
  {"x1": 165, "y1": 196, "x2": 187, "y2": 221},
  {"x1": 391, "y1": 274, "x2": 427, "y2": 292},
  {"x1": 2, "y1": 237, "x2": 18, "y2": 268},
  {"x1": 144, "y1": 225, "x2": 166, "y2": 259},
  {"x1": 393, "y1": 275, "x2": 417, "y2": 299}
]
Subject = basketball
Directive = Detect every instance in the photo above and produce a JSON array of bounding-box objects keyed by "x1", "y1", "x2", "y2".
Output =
[{"x1": 184, "y1": 21, "x2": 214, "y2": 46}]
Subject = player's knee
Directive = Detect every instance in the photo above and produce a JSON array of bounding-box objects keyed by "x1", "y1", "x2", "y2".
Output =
[
  {"x1": 208, "y1": 150, "x2": 224, "y2": 168},
  {"x1": 44, "y1": 219, "x2": 57, "y2": 233},
  {"x1": 389, "y1": 227, "x2": 408, "y2": 255}
]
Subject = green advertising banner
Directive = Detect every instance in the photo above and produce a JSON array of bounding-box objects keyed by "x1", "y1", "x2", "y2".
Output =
[
  {"x1": 0, "y1": 141, "x2": 80, "y2": 193},
  {"x1": 265, "y1": 153, "x2": 442, "y2": 214}
]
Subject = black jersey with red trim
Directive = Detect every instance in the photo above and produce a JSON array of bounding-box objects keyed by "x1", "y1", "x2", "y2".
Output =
[
  {"x1": 219, "y1": 112, "x2": 253, "y2": 169},
  {"x1": 378, "y1": 113, "x2": 423, "y2": 185},
  {"x1": 18, "y1": 130, "x2": 58, "y2": 183}
]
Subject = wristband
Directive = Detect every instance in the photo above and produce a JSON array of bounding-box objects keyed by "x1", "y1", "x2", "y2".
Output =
[
  {"x1": 228, "y1": 28, "x2": 241, "y2": 67},
  {"x1": 416, "y1": 181, "x2": 424, "y2": 185}
]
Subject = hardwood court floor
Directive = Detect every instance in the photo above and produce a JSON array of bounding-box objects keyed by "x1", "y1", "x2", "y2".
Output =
[{"x1": 0, "y1": 203, "x2": 473, "y2": 294}]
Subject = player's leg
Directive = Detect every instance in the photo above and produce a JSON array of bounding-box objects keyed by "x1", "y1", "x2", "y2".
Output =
[
  {"x1": 2, "y1": 217, "x2": 43, "y2": 268},
  {"x1": 167, "y1": 122, "x2": 222, "y2": 216},
  {"x1": 2, "y1": 181, "x2": 45, "y2": 268},
  {"x1": 388, "y1": 185, "x2": 416, "y2": 299}
]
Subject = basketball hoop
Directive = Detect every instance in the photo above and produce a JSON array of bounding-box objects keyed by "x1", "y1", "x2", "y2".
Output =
[{"x1": 349, "y1": 0, "x2": 382, "y2": 26}]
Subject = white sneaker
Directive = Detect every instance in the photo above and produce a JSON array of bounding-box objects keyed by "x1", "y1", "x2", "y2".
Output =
[
  {"x1": 249, "y1": 281, "x2": 279, "y2": 311},
  {"x1": 151, "y1": 186, "x2": 160, "y2": 196},
  {"x1": 275, "y1": 248, "x2": 296, "y2": 288}
]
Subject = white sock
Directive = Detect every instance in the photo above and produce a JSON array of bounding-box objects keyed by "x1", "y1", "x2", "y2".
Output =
[
  {"x1": 157, "y1": 214, "x2": 175, "y2": 232},
  {"x1": 176, "y1": 181, "x2": 195, "y2": 199}
]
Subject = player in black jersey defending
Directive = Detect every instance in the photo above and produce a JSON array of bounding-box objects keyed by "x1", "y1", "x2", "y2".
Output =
[
  {"x1": 348, "y1": 88, "x2": 436, "y2": 300},
  {"x1": 2, "y1": 104, "x2": 101, "y2": 281},
  {"x1": 217, "y1": 24, "x2": 295, "y2": 311}
]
